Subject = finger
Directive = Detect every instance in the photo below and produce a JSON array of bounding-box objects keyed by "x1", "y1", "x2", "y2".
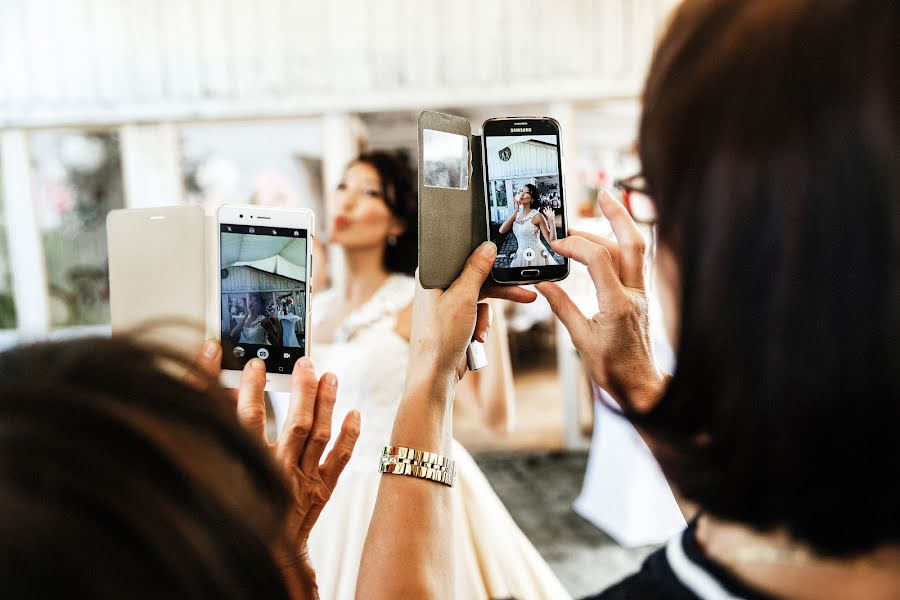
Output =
[
  {"x1": 480, "y1": 283, "x2": 537, "y2": 304},
  {"x1": 446, "y1": 242, "x2": 497, "y2": 301},
  {"x1": 567, "y1": 229, "x2": 620, "y2": 267},
  {"x1": 278, "y1": 357, "x2": 319, "y2": 464},
  {"x1": 550, "y1": 236, "x2": 622, "y2": 298},
  {"x1": 536, "y1": 282, "x2": 592, "y2": 345},
  {"x1": 236, "y1": 358, "x2": 267, "y2": 442},
  {"x1": 473, "y1": 302, "x2": 493, "y2": 343},
  {"x1": 319, "y1": 410, "x2": 361, "y2": 490},
  {"x1": 184, "y1": 339, "x2": 222, "y2": 390},
  {"x1": 597, "y1": 188, "x2": 646, "y2": 288},
  {"x1": 298, "y1": 373, "x2": 338, "y2": 474}
]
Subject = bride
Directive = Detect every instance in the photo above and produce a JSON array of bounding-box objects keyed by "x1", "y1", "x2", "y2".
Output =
[
  {"x1": 307, "y1": 152, "x2": 569, "y2": 599},
  {"x1": 498, "y1": 184, "x2": 559, "y2": 267}
]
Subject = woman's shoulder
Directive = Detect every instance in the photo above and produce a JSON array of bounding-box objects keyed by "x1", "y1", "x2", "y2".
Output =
[{"x1": 382, "y1": 273, "x2": 415, "y2": 310}]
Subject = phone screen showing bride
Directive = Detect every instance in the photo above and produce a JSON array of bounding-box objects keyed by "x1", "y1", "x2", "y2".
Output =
[
  {"x1": 219, "y1": 224, "x2": 308, "y2": 373},
  {"x1": 483, "y1": 118, "x2": 568, "y2": 283}
]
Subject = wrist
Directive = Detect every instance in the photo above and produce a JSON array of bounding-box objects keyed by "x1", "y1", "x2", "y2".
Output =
[
  {"x1": 627, "y1": 368, "x2": 669, "y2": 412},
  {"x1": 394, "y1": 370, "x2": 457, "y2": 454}
]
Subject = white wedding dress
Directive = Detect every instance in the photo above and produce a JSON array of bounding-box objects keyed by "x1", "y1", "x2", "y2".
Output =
[
  {"x1": 509, "y1": 209, "x2": 558, "y2": 268},
  {"x1": 306, "y1": 274, "x2": 570, "y2": 600}
]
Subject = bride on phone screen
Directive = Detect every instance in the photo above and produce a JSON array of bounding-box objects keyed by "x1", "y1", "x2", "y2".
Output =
[{"x1": 498, "y1": 184, "x2": 559, "y2": 267}]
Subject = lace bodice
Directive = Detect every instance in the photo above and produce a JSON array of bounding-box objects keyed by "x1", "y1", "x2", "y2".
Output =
[
  {"x1": 238, "y1": 315, "x2": 270, "y2": 344},
  {"x1": 510, "y1": 209, "x2": 556, "y2": 267},
  {"x1": 311, "y1": 274, "x2": 415, "y2": 469}
]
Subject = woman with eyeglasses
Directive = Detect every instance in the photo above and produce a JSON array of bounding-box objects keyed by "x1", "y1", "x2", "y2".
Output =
[{"x1": 359, "y1": 1, "x2": 899, "y2": 598}]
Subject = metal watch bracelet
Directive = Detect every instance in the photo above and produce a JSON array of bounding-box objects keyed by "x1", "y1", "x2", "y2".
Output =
[{"x1": 379, "y1": 446, "x2": 456, "y2": 487}]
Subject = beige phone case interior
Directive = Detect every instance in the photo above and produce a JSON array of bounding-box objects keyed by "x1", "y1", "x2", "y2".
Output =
[
  {"x1": 107, "y1": 206, "x2": 211, "y2": 359},
  {"x1": 417, "y1": 110, "x2": 487, "y2": 289}
]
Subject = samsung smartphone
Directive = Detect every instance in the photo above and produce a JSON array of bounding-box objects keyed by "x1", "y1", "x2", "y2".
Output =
[
  {"x1": 217, "y1": 205, "x2": 314, "y2": 392},
  {"x1": 482, "y1": 117, "x2": 569, "y2": 284}
]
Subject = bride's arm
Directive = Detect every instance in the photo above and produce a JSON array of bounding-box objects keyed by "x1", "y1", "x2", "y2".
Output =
[
  {"x1": 498, "y1": 204, "x2": 518, "y2": 234},
  {"x1": 534, "y1": 212, "x2": 556, "y2": 243},
  {"x1": 454, "y1": 299, "x2": 515, "y2": 434}
]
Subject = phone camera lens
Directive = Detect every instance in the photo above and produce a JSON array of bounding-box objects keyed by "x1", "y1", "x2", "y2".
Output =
[{"x1": 239, "y1": 214, "x2": 243, "y2": 218}]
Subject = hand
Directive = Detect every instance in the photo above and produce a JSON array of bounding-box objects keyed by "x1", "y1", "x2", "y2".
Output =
[
  {"x1": 193, "y1": 342, "x2": 360, "y2": 598},
  {"x1": 537, "y1": 189, "x2": 667, "y2": 412},
  {"x1": 407, "y1": 242, "x2": 537, "y2": 390},
  {"x1": 541, "y1": 206, "x2": 555, "y2": 224}
]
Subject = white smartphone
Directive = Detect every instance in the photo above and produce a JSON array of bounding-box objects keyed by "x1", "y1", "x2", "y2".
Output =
[{"x1": 216, "y1": 205, "x2": 314, "y2": 392}]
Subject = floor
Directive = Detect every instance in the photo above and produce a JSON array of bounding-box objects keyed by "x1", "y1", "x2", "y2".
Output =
[
  {"x1": 456, "y1": 366, "x2": 657, "y2": 598},
  {"x1": 473, "y1": 450, "x2": 657, "y2": 599}
]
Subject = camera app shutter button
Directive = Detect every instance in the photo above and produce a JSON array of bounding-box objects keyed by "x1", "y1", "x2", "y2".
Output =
[
  {"x1": 256, "y1": 348, "x2": 270, "y2": 359},
  {"x1": 523, "y1": 248, "x2": 536, "y2": 261}
]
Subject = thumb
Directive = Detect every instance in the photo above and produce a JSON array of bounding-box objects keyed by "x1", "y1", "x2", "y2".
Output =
[
  {"x1": 447, "y1": 242, "x2": 497, "y2": 301},
  {"x1": 536, "y1": 281, "x2": 590, "y2": 343}
]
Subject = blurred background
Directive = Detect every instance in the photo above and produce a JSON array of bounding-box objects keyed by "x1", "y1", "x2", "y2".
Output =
[{"x1": 0, "y1": 1, "x2": 682, "y2": 595}]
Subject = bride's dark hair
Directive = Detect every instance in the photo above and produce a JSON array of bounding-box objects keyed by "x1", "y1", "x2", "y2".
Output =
[
  {"x1": 521, "y1": 183, "x2": 545, "y2": 210},
  {"x1": 352, "y1": 151, "x2": 417, "y2": 276}
]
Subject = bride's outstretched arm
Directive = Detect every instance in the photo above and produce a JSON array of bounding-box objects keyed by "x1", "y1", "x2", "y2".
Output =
[{"x1": 454, "y1": 299, "x2": 515, "y2": 434}]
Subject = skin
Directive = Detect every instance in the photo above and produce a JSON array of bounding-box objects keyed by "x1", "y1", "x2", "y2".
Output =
[
  {"x1": 318, "y1": 162, "x2": 516, "y2": 433},
  {"x1": 193, "y1": 340, "x2": 361, "y2": 600},
  {"x1": 497, "y1": 186, "x2": 557, "y2": 245},
  {"x1": 356, "y1": 189, "x2": 900, "y2": 600}
]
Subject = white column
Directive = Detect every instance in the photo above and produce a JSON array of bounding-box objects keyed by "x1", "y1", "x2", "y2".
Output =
[
  {"x1": 119, "y1": 123, "x2": 184, "y2": 208},
  {"x1": 548, "y1": 101, "x2": 590, "y2": 448},
  {"x1": 2, "y1": 129, "x2": 51, "y2": 336},
  {"x1": 321, "y1": 113, "x2": 366, "y2": 289}
]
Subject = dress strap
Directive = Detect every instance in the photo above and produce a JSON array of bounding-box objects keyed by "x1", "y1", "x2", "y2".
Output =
[{"x1": 333, "y1": 274, "x2": 415, "y2": 342}]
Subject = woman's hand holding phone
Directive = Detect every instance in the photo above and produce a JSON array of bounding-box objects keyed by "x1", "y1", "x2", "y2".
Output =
[
  {"x1": 193, "y1": 341, "x2": 361, "y2": 598},
  {"x1": 536, "y1": 189, "x2": 667, "y2": 412}
]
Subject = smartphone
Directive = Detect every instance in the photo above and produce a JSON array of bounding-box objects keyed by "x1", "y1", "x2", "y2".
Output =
[
  {"x1": 482, "y1": 117, "x2": 569, "y2": 284},
  {"x1": 217, "y1": 205, "x2": 314, "y2": 392},
  {"x1": 107, "y1": 205, "x2": 208, "y2": 359}
]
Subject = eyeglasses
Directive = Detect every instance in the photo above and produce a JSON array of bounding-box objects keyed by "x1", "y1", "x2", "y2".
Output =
[{"x1": 614, "y1": 173, "x2": 657, "y2": 225}]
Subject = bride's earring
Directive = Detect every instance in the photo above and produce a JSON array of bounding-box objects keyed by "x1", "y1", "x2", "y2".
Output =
[{"x1": 388, "y1": 235, "x2": 398, "y2": 246}]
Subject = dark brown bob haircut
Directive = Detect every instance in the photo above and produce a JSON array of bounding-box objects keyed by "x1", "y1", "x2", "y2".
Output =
[
  {"x1": 0, "y1": 337, "x2": 294, "y2": 599},
  {"x1": 633, "y1": 0, "x2": 898, "y2": 557}
]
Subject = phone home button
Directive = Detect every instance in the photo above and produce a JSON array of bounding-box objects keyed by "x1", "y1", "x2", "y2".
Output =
[{"x1": 520, "y1": 269, "x2": 541, "y2": 278}]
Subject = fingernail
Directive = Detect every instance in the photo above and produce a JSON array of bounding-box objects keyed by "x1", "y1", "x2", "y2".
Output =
[
  {"x1": 203, "y1": 340, "x2": 217, "y2": 357},
  {"x1": 324, "y1": 373, "x2": 337, "y2": 386},
  {"x1": 478, "y1": 241, "x2": 497, "y2": 259},
  {"x1": 297, "y1": 357, "x2": 314, "y2": 369},
  {"x1": 250, "y1": 358, "x2": 265, "y2": 369}
]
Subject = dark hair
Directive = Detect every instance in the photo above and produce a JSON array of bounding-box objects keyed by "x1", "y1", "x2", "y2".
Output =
[
  {"x1": 0, "y1": 338, "x2": 294, "y2": 598},
  {"x1": 520, "y1": 183, "x2": 543, "y2": 210},
  {"x1": 352, "y1": 151, "x2": 418, "y2": 275},
  {"x1": 248, "y1": 292, "x2": 266, "y2": 312},
  {"x1": 632, "y1": 0, "x2": 899, "y2": 557}
]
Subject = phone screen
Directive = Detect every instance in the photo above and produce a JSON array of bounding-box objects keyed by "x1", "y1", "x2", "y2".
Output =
[
  {"x1": 483, "y1": 119, "x2": 568, "y2": 283},
  {"x1": 219, "y1": 223, "x2": 308, "y2": 373}
]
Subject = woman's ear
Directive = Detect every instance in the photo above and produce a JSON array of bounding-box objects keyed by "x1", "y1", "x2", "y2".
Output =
[{"x1": 388, "y1": 218, "x2": 406, "y2": 238}]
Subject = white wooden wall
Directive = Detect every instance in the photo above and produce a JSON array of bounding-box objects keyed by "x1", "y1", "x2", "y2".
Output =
[
  {"x1": 487, "y1": 141, "x2": 560, "y2": 180},
  {"x1": 0, "y1": 0, "x2": 670, "y2": 128}
]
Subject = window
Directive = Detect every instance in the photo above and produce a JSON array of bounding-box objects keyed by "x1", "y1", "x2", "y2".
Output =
[
  {"x1": 0, "y1": 154, "x2": 15, "y2": 330},
  {"x1": 31, "y1": 131, "x2": 125, "y2": 327}
]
